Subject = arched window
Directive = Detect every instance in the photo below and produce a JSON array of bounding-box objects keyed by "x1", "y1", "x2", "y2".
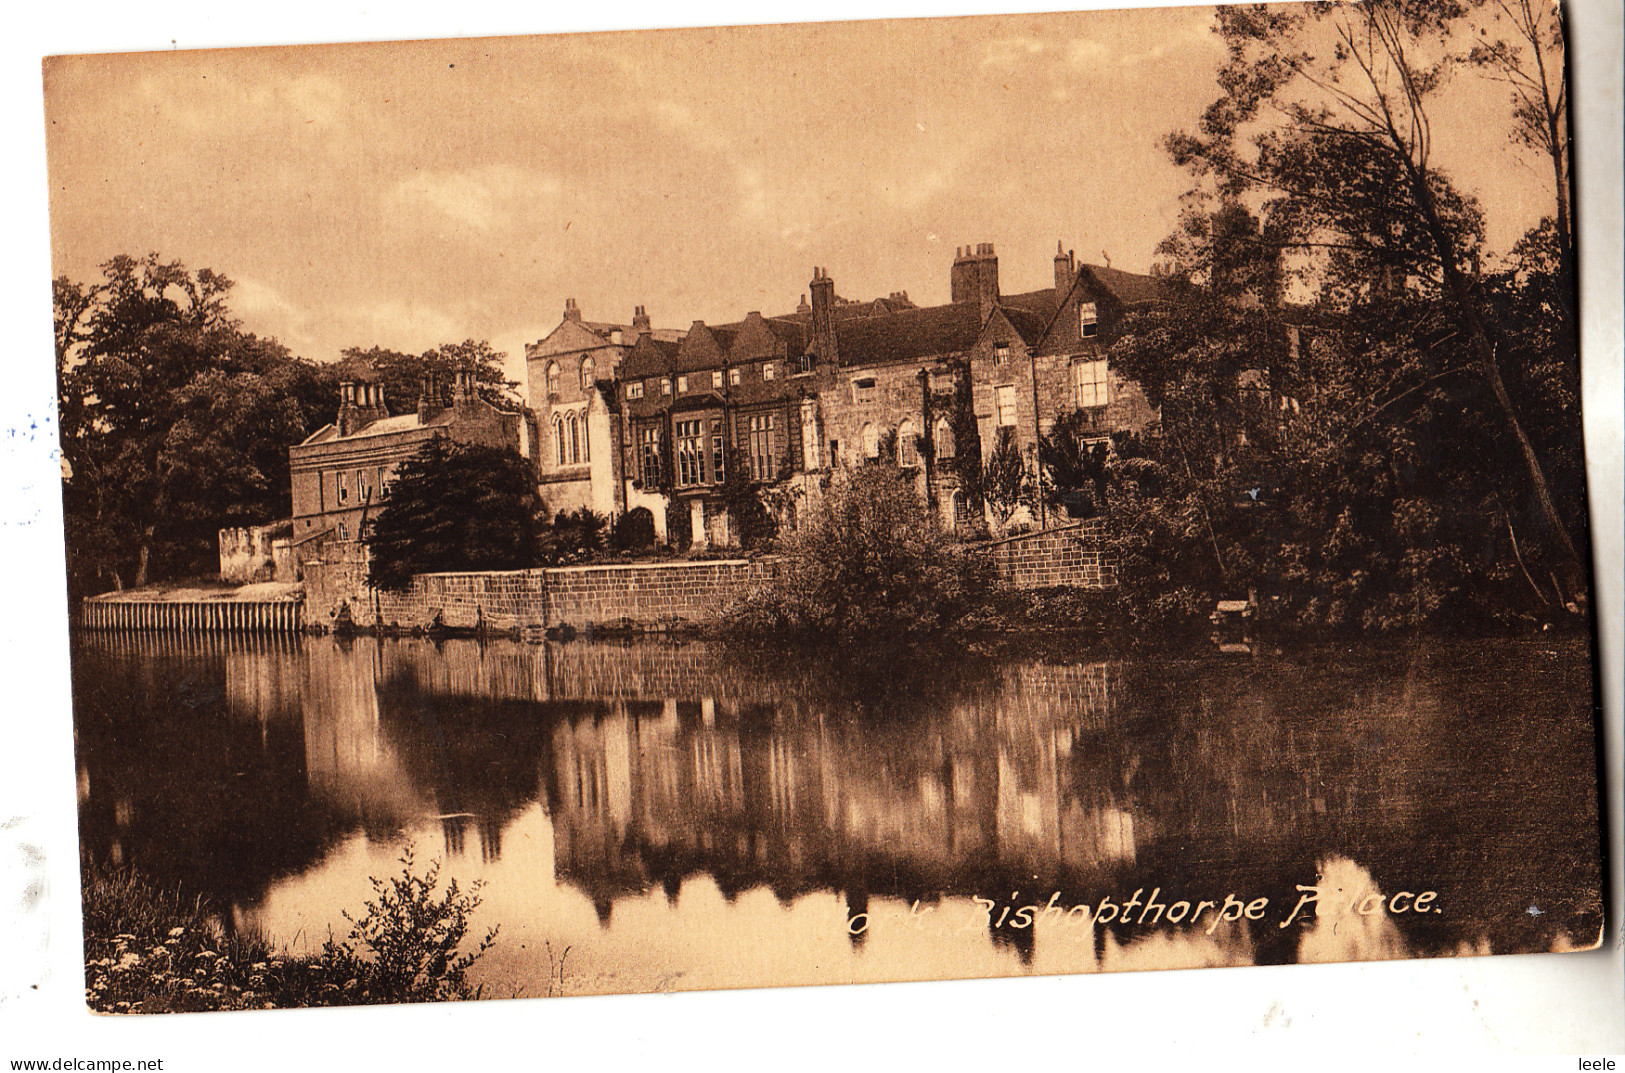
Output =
[
  {"x1": 553, "y1": 416, "x2": 566, "y2": 465},
  {"x1": 580, "y1": 356, "x2": 596, "y2": 391},
  {"x1": 898, "y1": 419, "x2": 918, "y2": 466},
  {"x1": 861, "y1": 422, "x2": 879, "y2": 459},
  {"x1": 580, "y1": 411, "x2": 590, "y2": 463},
  {"x1": 567, "y1": 412, "x2": 581, "y2": 464},
  {"x1": 546, "y1": 362, "x2": 561, "y2": 397},
  {"x1": 935, "y1": 417, "x2": 954, "y2": 460}
]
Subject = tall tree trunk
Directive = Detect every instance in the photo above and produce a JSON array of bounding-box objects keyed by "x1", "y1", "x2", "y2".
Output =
[{"x1": 1403, "y1": 162, "x2": 1582, "y2": 572}]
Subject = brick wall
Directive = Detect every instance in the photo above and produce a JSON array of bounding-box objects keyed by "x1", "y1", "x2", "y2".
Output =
[
  {"x1": 302, "y1": 544, "x2": 780, "y2": 632},
  {"x1": 978, "y1": 521, "x2": 1116, "y2": 590}
]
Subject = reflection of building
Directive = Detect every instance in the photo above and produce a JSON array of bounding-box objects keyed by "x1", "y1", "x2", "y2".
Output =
[{"x1": 543, "y1": 659, "x2": 1136, "y2": 914}]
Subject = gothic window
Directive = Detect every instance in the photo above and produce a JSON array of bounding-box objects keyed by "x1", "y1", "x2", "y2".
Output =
[
  {"x1": 935, "y1": 417, "x2": 954, "y2": 460},
  {"x1": 580, "y1": 356, "x2": 596, "y2": 391},
  {"x1": 1074, "y1": 360, "x2": 1110, "y2": 408},
  {"x1": 568, "y1": 412, "x2": 582, "y2": 464},
  {"x1": 1079, "y1": 302, "x2": 1098, "y2": 338},
  {"x1": 546, "y1": 362, "x2": 561, "y2": 396},
  {"x1": 675, "y1": 419, "x2": 704, "y2": 486},
  {"x1": 749, "y1": 413, "x2": 778, "y2": 481},
  {"x1": 553, "y1": 416, "x2": 566, "y2": 465},
  {"x1": 898, "y1": 418, "x2": 918, "y2": 466},
  {"x1": 861, "y1": 422, "x2": 879, "y2": 459}
]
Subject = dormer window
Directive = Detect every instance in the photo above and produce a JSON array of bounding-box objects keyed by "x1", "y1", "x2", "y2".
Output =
[
  {"x1": 677, "y1": 375, "x2": 689, "y2": 393},
  {"x1": 1080, "y1": 302, "x2": 1098, "y2": 338},
  {"x1": 626, "y1": 381, "x2": 644, "y2": 400},
  {"x1": 762, "y1": 362, "x2": 776, "y2": 381},
  {"x1": 730, "y1": 368, "x2": 742, "y2": 386},
  {"x1": 661, "y1": 378, "x2": 672, "y2": 395},
  {"x1": 610, "y1": 330, "x2": 623, "y2": 344},
  {"x1": 712, "y1": 370, "x2": 724, "y2": 389}
]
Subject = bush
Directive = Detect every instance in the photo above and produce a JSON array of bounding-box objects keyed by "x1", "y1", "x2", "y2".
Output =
[
  {"x1": 727, "y1": 464, "x2": 992, "y2": 641},
  {"x1": 323, "y1": 846, "x2": 498, "y2": 1004},
  {"x1": 610, "y1": 506, "x2": 657, "y2": 552},
  {"x1": 540, "y1": 507, "x2": 607, "y2": 565}
]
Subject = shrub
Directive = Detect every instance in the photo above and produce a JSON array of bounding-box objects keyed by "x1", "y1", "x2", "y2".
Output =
[
  {"x1": 727, "y1": 464, "x2": 992, "y2": 641},
  {"x1": 611, "y1": 506, "x2": 657, "y2": 552},
  {"x1": 322, "y1": 847, "x2": 497, "y2": 1004}
]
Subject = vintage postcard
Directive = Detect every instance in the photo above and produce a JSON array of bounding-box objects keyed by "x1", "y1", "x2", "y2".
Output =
[{"x1": 45, "y1": 2, "x2": 1602, "y2": 1013}]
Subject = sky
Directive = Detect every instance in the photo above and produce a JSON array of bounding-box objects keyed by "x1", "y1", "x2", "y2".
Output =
[{"x1": 43, "y1": 5, "x2": 1560, "y2": 395}]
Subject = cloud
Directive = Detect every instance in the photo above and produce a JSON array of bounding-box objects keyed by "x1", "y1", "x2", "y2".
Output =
[{"x1": 390, "y1": 165, "x2": 565, "y2": 233}]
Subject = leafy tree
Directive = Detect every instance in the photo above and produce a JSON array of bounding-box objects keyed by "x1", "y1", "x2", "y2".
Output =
[
  {"x1": 727, "y1": 463, "x2": 992, "y2": 642},
  {"x1": 981, "y1": 427, "x2": 1030, "y2": 527},
  {"x1": 55, "y1": 254, "x2": 334, "y2": 594},
  {"x1": 718, "y1": 448, "x2": 779, "y2": 550},
  {"x1": 1165, "y1": 0, "x2": 1580, "y2": 576},
  {"x1": 338, "y1": 340, "x2": 520, "y2": 415},
  {"x1": 539, "y1": 507, "x2": 607, "y2": 565},
  {"x1": 1039, "y1": 411, "x2": 1111, "y2": 517},
  {"x1": 364, "y1": 440, "x2": 542, "y2": 591}
]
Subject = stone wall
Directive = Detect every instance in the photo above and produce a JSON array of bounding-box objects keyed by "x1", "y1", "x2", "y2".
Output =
[
  {"x1": 219, "y1": 522, "x2": 295, "y2": 584},
  {"x1": 302, "y1": 543, "x2": 778, "y2": 632},
  {"x1": 979, "y1": 521, "x2": 1115, "y2": 590}
]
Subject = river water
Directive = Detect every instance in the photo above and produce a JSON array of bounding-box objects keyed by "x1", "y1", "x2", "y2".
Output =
[{"x1": 70, "y1": 632, "x2": 1602, "y2": 998}]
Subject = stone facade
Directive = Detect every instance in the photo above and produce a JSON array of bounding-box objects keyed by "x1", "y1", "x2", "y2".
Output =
[
  {"x1": 525, "y1": 241, "x2": 1172, "y2": 543},
  {"x1": 288, "y1": 368, "x2": 530, "y2": 554},
  {"x1": 218, "y1": 521, "x2": 295, "y2": 584}
]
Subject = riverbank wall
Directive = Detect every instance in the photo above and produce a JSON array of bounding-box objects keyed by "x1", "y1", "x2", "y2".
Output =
[{"x1": 301, "y1": 523, "x2": 1113, "y2": 633}]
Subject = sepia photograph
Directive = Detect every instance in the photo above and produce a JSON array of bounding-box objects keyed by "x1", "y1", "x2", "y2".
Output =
[{"x1": 33, "y1": 0, "x2": 1612, "y2": 1032}]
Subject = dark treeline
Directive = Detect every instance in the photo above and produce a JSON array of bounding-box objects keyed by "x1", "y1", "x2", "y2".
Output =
[{"x1": 54, "y1": 253, "x2": 518, "y2": 598}]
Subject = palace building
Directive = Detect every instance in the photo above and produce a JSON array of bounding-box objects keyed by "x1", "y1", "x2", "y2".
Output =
[{"x1": 525, "y1": 241, "x2": 1172, "y2": 544}]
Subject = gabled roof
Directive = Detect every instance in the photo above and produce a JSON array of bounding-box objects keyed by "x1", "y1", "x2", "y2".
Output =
[
  {"x1": 837, "y1": 301, "x2": 982, "y2": 368},
  {"x1": 1083, "y1": 264, "x2": 1176, "y2": 308},
  {"x1": 996, "y1": 304, "x2": 1051, "y2": 347},
  {"x1": 620, "y1": 336, "x2": 682, "y2": 379}
]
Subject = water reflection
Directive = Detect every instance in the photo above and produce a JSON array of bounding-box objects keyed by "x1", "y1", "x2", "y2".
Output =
[{"x1": 71, "y1": 631, "x2": 1602, "y2": 997}]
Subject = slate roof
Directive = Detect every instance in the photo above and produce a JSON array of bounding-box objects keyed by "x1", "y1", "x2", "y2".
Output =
[
  {"x1": 1084, "y1": 264, "x2": 1176, "y2": 307},
  {"x1": 296, "y1": 409, "x2": 454, "y2": 447},
  {"x1": 619, "y1": 337, "x2": 683, "y2": 379},
  {"x1": 836, "y1": 302, "x2": 983, "y2": 368},
  {"x1": 998, "y1": 304, "x2": 1052, "y2": 347}
]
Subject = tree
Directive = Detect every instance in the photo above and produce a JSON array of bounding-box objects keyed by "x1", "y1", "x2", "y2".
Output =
[
  {"x1": 1167, "y1": 0, "x2": 1582, "y2": 577},
  {"x1": 718, "y1": 448, "x2": 779, "y2": 550},
  {"x1": 55, "y1": 254, "x2": 334, "y2": 594},
  {"x1": 727, "y1": 464, "x2": 992, "y2": 641},
  {"x1": 1039, "y1": 411, "x2": 1112, "y2": 517},
  {"x1": 338, "y1": 340, "x2": 521, "y2": 415},
  {"x1": 981, "y1": 427, "x2": 1030, "y2": 527},
  {"x1": 364, "y1": 440, "x2": 542, "y2": 591}
]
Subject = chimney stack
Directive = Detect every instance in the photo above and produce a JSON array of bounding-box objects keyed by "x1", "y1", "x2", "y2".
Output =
[
  {"x1": 809, "y1": 266, "x2": 838, "y2": 365},
  {"x1": 951, "y1": 242, "x2": 1000, "y2": 318},
  {"x1": 1054, "y1": 240, "x2": 1077, "y2": 300},
  {"x1": 564, "y1": 297, "x2": 582, "y2": 322},
  {"x1": 338, "y1": 380, "x2": 358, "y2": 436},
  {"x1": 632, "y1": 305, "x2": 651, "y2": 334}
]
